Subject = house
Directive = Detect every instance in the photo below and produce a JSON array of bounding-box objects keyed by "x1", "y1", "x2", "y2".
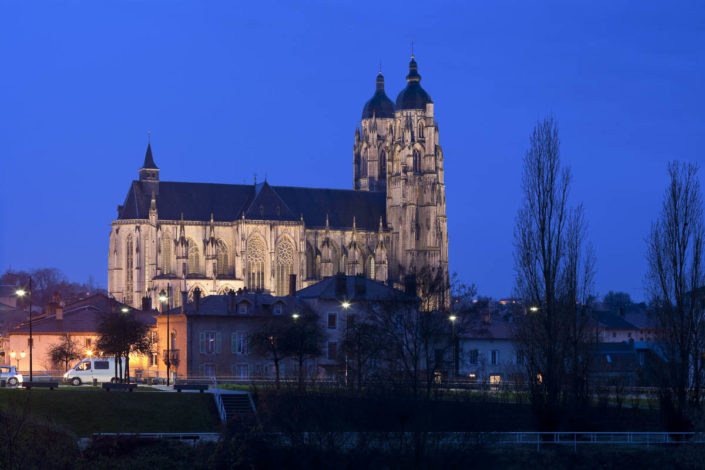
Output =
[
  {"x1": 7, "y1": 294, "x2": 156, "y2": 374},
  {"x1": 456, "y1": 313, "x2": 523, "y2": 385},
  {"x1": 153, "y1": 274, "x2": 419, "y2": 380}
]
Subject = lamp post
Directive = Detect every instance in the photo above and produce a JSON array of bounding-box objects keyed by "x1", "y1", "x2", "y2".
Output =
[
  {"x1": 341, "y1": 301, "x2": 351, "y2": 386},
  {"x1": 159, "y1": 290, "x2": 169, "y2": 386},
  {"x1": 449, "y1": 315, "x2": 458, "y2": 378},
  {"x1": 16, "y1": 278, "x2": 32, "y2": 382},
  {"x1": 10, "y1": 352, "x2": 16, "y2": 369}
]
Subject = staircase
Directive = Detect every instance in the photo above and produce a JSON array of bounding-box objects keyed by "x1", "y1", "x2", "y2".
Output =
[{"x1": 219, "y1": 393, "x2": 256, "y2": 422}]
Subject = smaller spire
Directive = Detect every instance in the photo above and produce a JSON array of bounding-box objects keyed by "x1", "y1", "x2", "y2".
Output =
[
  {"x1": 378, "y1": 216, "x2": 383, "y2": 234},
  {"x1": 352, "y1": 216, "x2": 357, "y2": 234},
  {"x1": 209, "y1": 213, "x2": 215, "y2": 237},
  {"x1": 141, "y1": 142, "x2": 158, "y2": 170},
  {"x1": 150, "y1": 191, "x2": 157, "y2": 212}
]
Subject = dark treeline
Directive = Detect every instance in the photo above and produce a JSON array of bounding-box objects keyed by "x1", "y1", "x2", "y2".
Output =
[{"x1": 1, "y1": 268, "x2": 105, "y2": 308}]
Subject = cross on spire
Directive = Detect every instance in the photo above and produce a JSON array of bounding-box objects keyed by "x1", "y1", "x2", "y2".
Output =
[{"x1": 411, "y1": 38, "x2": 414, "y2": 58}]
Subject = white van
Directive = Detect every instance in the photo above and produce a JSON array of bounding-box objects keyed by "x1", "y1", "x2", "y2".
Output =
[{"x1": 63, "y1": 357, "x2": 126, "y2": 386}]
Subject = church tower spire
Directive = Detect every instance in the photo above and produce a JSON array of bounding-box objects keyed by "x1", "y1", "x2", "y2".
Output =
[
  {"x1": 354, "y1": 70, "x2": 394, "y2": 192},
  {"x1": 139, "y1": 137, "x2": 160, "y2": 195}
]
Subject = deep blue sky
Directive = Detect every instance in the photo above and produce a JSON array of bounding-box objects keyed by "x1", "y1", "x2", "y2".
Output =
[{"x1": 1, "y1": 1, "x2": 704, "y2": 301}]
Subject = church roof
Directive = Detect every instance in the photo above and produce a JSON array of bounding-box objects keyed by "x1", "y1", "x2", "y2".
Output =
[
  {"x1": 141, "y1": 142, "x2": 158, "y2": 170},
  {"x1": 117, "y1": 180, "x2": 387, "y2": 231},
  {"x1": 396, "y1": 57, "x2": 433, "y2": 111},
  {"x1": 362, "y1": 73, "x2": 395, "y2": 119}
]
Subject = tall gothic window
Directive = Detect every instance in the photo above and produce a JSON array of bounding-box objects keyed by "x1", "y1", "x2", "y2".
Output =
[
  {"x1": 379, "y1": 150, "x2": 386, "y2": 179},
  {"x1": 305, "y1": 243, "x2": 317, "y2": 280},
  {"x1": 367, "y1": 256, "x2": 375, "y2": 279},
  {"x1": 413, "y1": 149, "x2": 421, "y2": 173},
  {"x1": 247, "y1": 236, "x2": 266, "y2": 291},
  {"x1": 216, "y1": 240, "x2": 229, "y2": 277},
  {"x1": 125, "y1": 235, "x2": 134, "y2": 305},
  {"x1": 330, "y1": 244, "x2": 339, "y2": 274},
  {"x1": 418, "y1": 120, "x2": 424, "y2": 139},
  {"x1": 361, "y1": 150, "x2": 368, "y2": 177},
  {"x1": 275, "y1": 238, "x2": 294, "y2": 296},
  {"x1": 187, "y1": 239, "x2": 200, "y2": 275},
  {"x1": 161, "y1": 232, "x2": 172, "y2": 275}
]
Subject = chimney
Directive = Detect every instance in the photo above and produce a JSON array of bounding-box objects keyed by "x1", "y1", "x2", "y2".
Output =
[
  {"x1": 354, "y1": 275, "x2": 366, "y2": 296},
  {"x1": 335, "y1": 273, "x2": 347, "y2": 298},
  {"x1": 404, "y1": 275, "x2": 417, "y2": 297},
  {"x1": 181, "y1": 290, "x2": 188, "y2": 314},
  {"x1": 289, "y1": 274, "x2": 297, "y2": 297},
  {"x1": 46, "y1": 301, "x2": 57, "y2": 316},
  {"x1": 55, "y1": 304, "x2": 63, "y2": 321},
  {"x1": 228, "y1": 290, "x2": 236, "y2": 313},
  {"x1": 194, "y1": 287, "x2": 201, "y2": 312},
  {"x1": 141, "y1": 295, "x2": 151, "y2": 311}
]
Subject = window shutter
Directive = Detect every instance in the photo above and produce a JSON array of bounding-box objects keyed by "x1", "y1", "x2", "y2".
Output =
[
  {"x1": 244, "y1": 334, "x2": 249, "y2": 355},
  {"x1": 216, "y1": 332, "x2": 222, "y2": 354},
  {"x1": 199, "y1": 332, "x2": 205, "y2": 354},
  {"x1": 231, "y1": 333, "x2": 237, "y2": 354}
]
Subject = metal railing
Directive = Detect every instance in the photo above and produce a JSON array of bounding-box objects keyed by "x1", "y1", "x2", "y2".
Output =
[{"x1": 211, "y1": 376, "x2": 227, "y2": 422}]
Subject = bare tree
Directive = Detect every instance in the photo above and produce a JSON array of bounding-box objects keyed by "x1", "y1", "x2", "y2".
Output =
[
  {"x1": 513, "y1": 117, "x2": 595, "y2": 430},
  {"x1": 47, "y1": 334, "x2": 81, "y2": 372},
  {"x1": 646, "y1": 161, "x2": 705, "y2": 426},
  {"x1": 250, "y1": 317, "x2": 288, "y2": 389}
]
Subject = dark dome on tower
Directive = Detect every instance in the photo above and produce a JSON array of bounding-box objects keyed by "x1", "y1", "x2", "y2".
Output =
[
  {"x1": 362, "y1": 72, "x2": 395, "y2": 119},
  {"x1": 395, "y1": 57, "x2": 432, "y2": 111}
]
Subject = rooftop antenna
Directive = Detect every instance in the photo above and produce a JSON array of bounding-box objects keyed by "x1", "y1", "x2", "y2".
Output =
[
  {"x1": 378, "y1": 60, "x2": 382, "y2": 74},
  {"x1": 411, "y1": 38, "x2": 414, "y2": 58},
  {"x1": 147, "y1": 129, "x2": 151, "y2": 143}
]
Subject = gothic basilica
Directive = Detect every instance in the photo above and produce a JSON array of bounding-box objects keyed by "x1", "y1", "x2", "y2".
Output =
[{"x1": 108, "y1": 56, "x2": 449, "y2": 308}]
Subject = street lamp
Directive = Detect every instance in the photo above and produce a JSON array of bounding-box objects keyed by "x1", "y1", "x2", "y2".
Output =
[
  {"x1": 449, "y1": 315, "x2": 458, "y2": 378},
  {"x1": 341, "y1": 301, "x2": 351, "y2": 309},
  {"x1": 121, "y1": 307, "x2": 129, "y2": 314},
  {"x1": 16, "y1": 278, "x2": 33, "y2": 382},
  {"x1": 10, "y1": 351, "x2": 16, "y2": 368},
  {"x1": 291, "y1": 313, "x2": 300, "y2": 321},
  {"x1": 86, "y1": 350, "x2": 93, "y2": 358},
  {"x1": 529, "y1": 306, "x2": 539, "y2": 313},
  {"x1": 159, "y1": 290, "x2": 170, "y2": 386}
]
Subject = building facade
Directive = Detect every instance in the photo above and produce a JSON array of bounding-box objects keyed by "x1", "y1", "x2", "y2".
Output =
[{"x1": 108, "y1": 56, "x2": 449, "y2": 309}]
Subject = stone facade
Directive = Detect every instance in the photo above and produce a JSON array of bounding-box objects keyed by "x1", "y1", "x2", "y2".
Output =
[{"x1": 109, "y1": 56, "x2": 449, "y2": 310}]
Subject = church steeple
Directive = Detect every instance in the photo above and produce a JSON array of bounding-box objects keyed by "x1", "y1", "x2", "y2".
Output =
[{"x1": 139, "y1": 140, "x2": 160, "y2": 183}]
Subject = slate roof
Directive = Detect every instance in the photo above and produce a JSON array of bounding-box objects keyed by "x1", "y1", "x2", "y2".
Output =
[
  {"x1": 11, "y1": 294, "x2": 154, "y2": 334},
  {"x1": 167, "y1": 292, "x2": 306, "y2": 317},
  {"x1": 362, "y1": 73, "x2": 395, "y2": 119},
  {"x1": 141, "y1": 142, "x2": 158, "y2": 170},
  {"x1": 296, "y1": 275, "x2": 416, "y2": 303},
  {"x1": 594, "y1": 311, "x2": 638, "y2": 330},
  {"x1": 118, "y1": 180, "x2": 387, "y2": 230},
  {"x1": 396, "y1": 57, "x2": 432, "y2": 111}
]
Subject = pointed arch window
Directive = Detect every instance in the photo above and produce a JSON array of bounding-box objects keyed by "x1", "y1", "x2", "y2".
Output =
[
  {"x1": 367, "y1": 256, "x2": 375, "y2": 279},
  {"x1": 125, "y1": 235, "x2": 134, "y2": 305},
  {"x1": 275, "y1": 238, "x2": 295, "y2": 296},
  {"x1": 418, "y1": 120, "x2": 424, "y2": 139},
  {"x1": 413, "y1": 149, "x2": 421, "y2": 173},
  {"x1": 379, "y1": 150, "x2": 386, "y2": 180},
  {"x1": 187, "y1": 239, "x2": 200, "y2": 275},
  {"x1": 216, "y1": 240, "x2": 229, "y2": 277},
  {"x1": 361, "y1": 149, "x2": 368, "y2": 177},
  {"x1": 305, "y1": 243, "x2": 318, "y2": 280},
  {"x1": 330, "y1": 243, "x2": 340, "y2": 275},
  {"x1": 247, "y1": 236, "x2": 266, "y2": 291},
  {"x1": 161, "y1": 233, "x2": 172, "y2": 275}
]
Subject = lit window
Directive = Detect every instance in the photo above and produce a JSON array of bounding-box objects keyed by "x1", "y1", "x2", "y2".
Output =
[{"x1": 489, "y1": 374, "x2": 501, "y2": 385}]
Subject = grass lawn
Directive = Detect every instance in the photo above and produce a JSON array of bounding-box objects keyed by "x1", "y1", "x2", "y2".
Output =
[{"x1": 0, "y1": 388, "x2": 221, "y2": 437}]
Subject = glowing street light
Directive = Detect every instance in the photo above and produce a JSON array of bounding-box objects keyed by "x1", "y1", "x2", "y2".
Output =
[
  {"x1": 341, "y1": 301, "x2": 351, "y2": 309},
  {"x1": 529, "y1": 306, "x2": 539, "y2": 313},
  {"x1": 121, "y1": 307, "x2": 129, "y2": 313},
  {"x1": 449, "y1": 315, "x2": 458, "y2": 377},
  {"x1": 86, "y1": 350, "x2": 93, "y2": 358},
  {"x1": 291, "y1": 313, "x2": 300, "y2": 320}
]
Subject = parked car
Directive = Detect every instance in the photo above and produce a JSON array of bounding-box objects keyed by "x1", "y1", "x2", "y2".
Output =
[
  {"x1": 0, "y1": 366, "x2": 23, "y2": 386},
  {"x1": 63, "y1": 357, "x2": 125, "y2": 386}
]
